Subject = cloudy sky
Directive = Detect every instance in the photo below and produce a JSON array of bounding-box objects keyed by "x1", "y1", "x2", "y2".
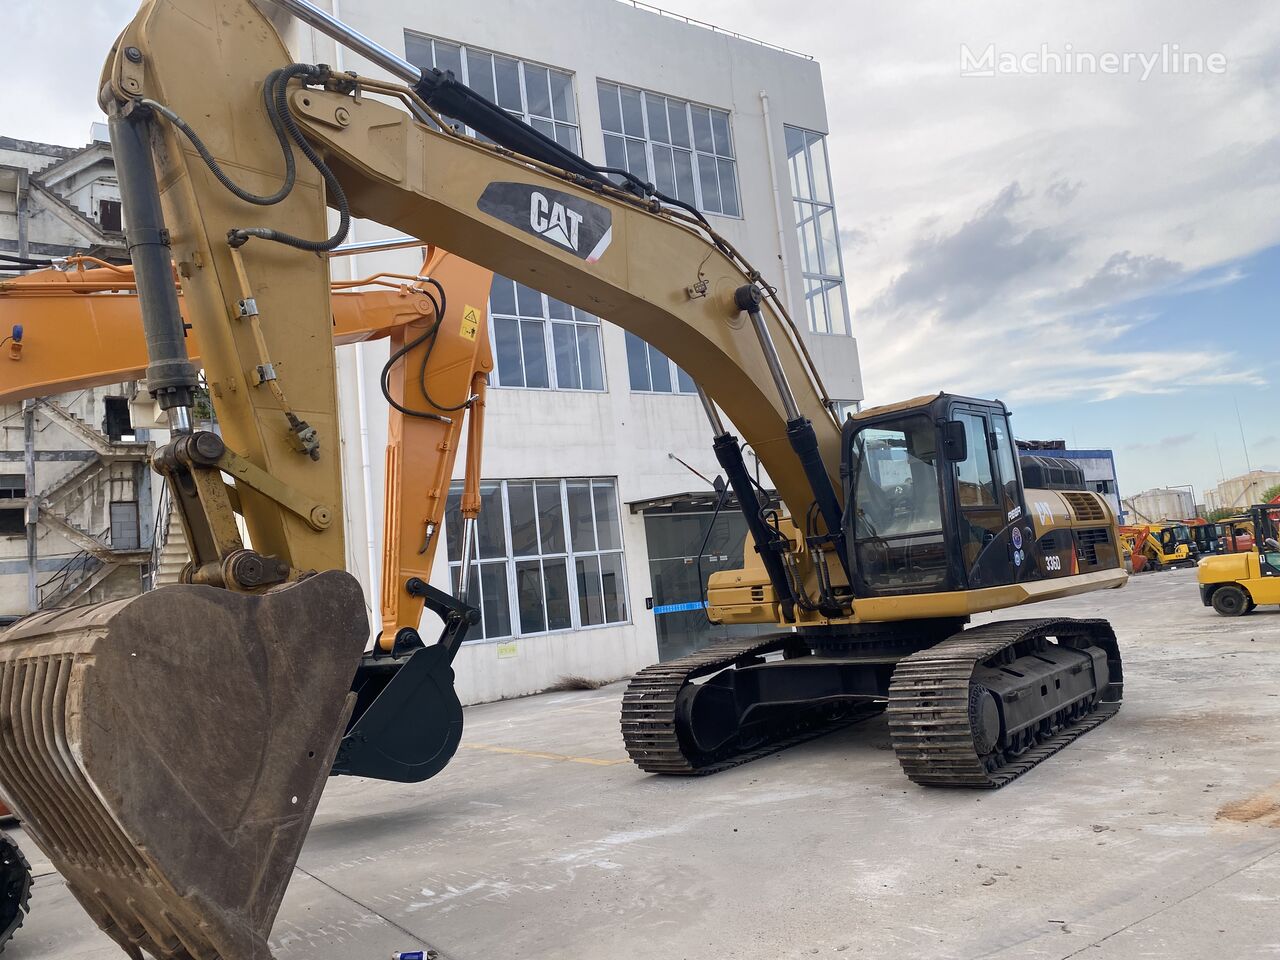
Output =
[{"x1": 7, "y1": 0, "x2": 1278, "y2": 503}]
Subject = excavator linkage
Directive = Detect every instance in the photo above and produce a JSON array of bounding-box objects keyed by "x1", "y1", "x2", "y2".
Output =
[{"x1": 0, "y1": 572, "x2": 368, "y2": 960}]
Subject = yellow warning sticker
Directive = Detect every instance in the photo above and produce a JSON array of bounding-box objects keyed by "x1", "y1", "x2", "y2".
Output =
[{"x1": 460, "y1": 304, "x2": 481, "y2": 341}]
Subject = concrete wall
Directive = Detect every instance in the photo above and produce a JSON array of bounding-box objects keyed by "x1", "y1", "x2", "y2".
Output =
[{"x1": 285, "y1": 1, "x2": 863, "y2": 703}]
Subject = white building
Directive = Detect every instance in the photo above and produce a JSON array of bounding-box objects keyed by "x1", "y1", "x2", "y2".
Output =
[{"x1": 281, "y1": 0, "x2": 863, "y2": 703}]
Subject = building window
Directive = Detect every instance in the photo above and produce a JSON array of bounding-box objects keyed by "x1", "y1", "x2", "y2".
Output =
[
  {"x1": 405, "y1": 33, "x2": 580, "y2": 153},
  {"x1": 488, "y1": 277, "x2": 605, "y2": 391},
  {"x1": 97, "y1": 199, "x2": 122, "y2": 233},
  {"x1": 446, "y1": 478, "x2": 628, "y2": 640},
  {"x1": 624, "y1": 332, "x2": 697, "y2": 395},
  {"x1": 0, "y1": 475, "x2": 22, "y2": 536},
  {"x1": 785, "y1": 126, "x2": 850, "y2": 336},
  {"x1": 597, "y1": 81, "x2": 740, "y2": 217}
]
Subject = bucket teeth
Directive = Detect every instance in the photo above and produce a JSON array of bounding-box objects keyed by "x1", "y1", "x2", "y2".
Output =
[{"x1": 0, "y1": 571, "x2": 369, "y2": 960}]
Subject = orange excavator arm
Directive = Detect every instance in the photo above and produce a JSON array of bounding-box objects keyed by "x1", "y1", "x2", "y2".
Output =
[{"x1": 0, "y1": 248, "x2": 494, "y2": 648}]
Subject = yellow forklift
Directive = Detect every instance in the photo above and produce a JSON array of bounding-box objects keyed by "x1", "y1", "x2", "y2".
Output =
[{"x1": 1198, "y1": 505, "x2": 1280, "y2": 615}]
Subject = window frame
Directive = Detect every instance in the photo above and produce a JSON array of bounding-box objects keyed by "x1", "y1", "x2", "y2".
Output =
[
  {"x1": 405, "y1": 31, "x2": 582, "y2": 154},
  {"x1": 785, "y1": 125, "x2": 852, "y2": 336},
  {"x1": 446, "y1": 478, "x2": 631, "y2": 642},
  {"x1": 597, "y1": 79, "x2": 742, "y2": 219},
  {"x1": 488, "y1": 278, "x2": 608, "y2": 393}
]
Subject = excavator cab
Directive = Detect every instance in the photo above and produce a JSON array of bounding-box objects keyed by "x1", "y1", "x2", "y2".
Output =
[{"x1": 845, "y1": 393, "x2": 1036, "y2": 596}]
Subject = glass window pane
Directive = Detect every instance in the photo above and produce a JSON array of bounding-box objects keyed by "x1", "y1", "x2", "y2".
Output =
[
  {"x1": 524, "y1": 64, "x2": 551, "y2": 117},
  {"x1": 785, "y1": 126, "x2": 811, "y2": 200},
  {"x1": 647, "y1": 343, "x2": 672, "y2": 393},
  {"x1": 520, "y1": 319, "x2": 549, "y2": 388},
  {"x1": 493, "y1": 316, "x2": 524, "y2": 386},
  {"x1": 597, "y1": 82, "x2": 622, "y2": 133},
  {"x1": 824, "y1": 280, "x2": 848, "y2": 336},
  {"x1": 806, "y1": 277, "x2": 829, "y2": 334},
  {"x1": 956, "y1": 414, "x2": 998, "y2": 507},
  {"x1": 711, "y1": 110, "x2": 733, "y2": 157},
  {"x1": 646, "y1": 94, "x2": 670, "y2": 144},
  {"x1": 507, "y1": 481, "x2": 538, "y2": 556},
  {"x1": 546, "y1": 296, "x2": 572, "y2": 320},
  {"x1": 567, "y1": 481, "x2": 596, "y2": 551},
  {"x1": 434, "y1": 40, "x2": 463, "y2": 80},
  {"x1": 577, "y1": 325, "x2": 604, "y2": 391},
  {"x1": 515, "y1": 282, "x2": 542, "y2": 317},
  {"x1": 489, "y1": 275, "x2": 517, "y2": 315},
  {"x1": 575, "y1": 554, "x2": 603, "y2": 625},
  {"x1": 652, "y1": 144, "x2": 676, "y2": 195},
  {"x1": 592, "y1": 482, "x2": 621, "y2": 551},
  {"x1": 667, "y1": 100, "x2": 691, "y2": 147},
  {"x1": 543, "y1": 559, "x2": 572, "y2": 631},
  {"x1": 809, "y1": 133, "x2": 832, "y2": 203},
  {"x1": 797, "y1": 202, "x2": 820, "y2": 273},
  {"x1": 673, "y1": 149, "x2": 696, "y2": 203},
  {"x1": 625, "y1": 138, "x2": 649, "y2": 180},
  {"x1": 494, "y1": 54, "x2": 522, "y2": 111},
  {"x1": 480, "y1": 560, "x2": 511, "y2": 638},
  {"x1": 717, "y1": 159, "x2": 740, "y2": 217},
  {"x1": 531, "y1": 116, "x2": 556, "y2": 140},
  {"x1": 554, "y1": 125, "x2": 579, "y2": 153},
  {"x1": 550, "y1": 70, "x2": 575, "y2": 122},
  {"x1": 536, "y1": 481, "x2": 566, "y2": 553},
  {"x1": 599, "y1": 552, "x2": 627, "y2": 622},
  {"x1": 817, "y1": 206, "x2": 840, "y2": 275},
  {"x1": 697, "y1": 153, "x2": 721, "y2": 213},
  {"x1": 676, "y1": 365, "x2": 696, "y2": 393},
  {"x1": 552, "y1": 322, "x2": 581, "y2": 389},
  {"x1": 404, "y1": 34, "x2": 433, "y2": 69},
  {"x1": 603, "y1": 134, "x2": 627, "y2": 173},
  {"x1": 477, "y1": 481, "x2": 506, "y2": 559},
  {"x1": 620, "y1": 86, "x2": 645, "y2": 137},
  {"x1": 573, "y1": 306, "x2": 599, "y2": 324},
  {"x1": 625, "y1": 331, "x2": 650, "y2": 391},
  {"x1": 515, "y1": 560, "x2": 546, "y2": 633},
  {"x1": 467, "y1": 50, "x2": 495, "y2": 101},
  {"x1": 691, "y1": 106, "x2": 714, "y2": 152}
]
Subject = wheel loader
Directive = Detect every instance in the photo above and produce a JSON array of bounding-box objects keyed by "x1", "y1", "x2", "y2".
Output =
[{"x1": 0, "y1": 1, "x2": 1127, "y2": 957}]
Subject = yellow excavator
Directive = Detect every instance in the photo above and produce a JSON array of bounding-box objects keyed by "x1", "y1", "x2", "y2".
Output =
[{"x1": 0, "y1": 0, "x2": 1126, "y2": 957}]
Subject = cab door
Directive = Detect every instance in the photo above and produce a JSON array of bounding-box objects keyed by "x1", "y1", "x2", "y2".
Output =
[{"x1": 950, "y1": 406, "x2": 1029, "y2": 588}]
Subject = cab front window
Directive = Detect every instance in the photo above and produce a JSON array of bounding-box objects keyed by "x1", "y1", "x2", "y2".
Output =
[{"x1": 849, "y1": 415, "x2": 948, "y2": 592}]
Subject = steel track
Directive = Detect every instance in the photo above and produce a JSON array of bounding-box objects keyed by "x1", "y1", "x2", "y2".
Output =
[
  {"x1": 886, "y1": 618, "x2": 1123, "y2": 788},
  {"x1": 621, "y1": 634, "x2": 883, "y2": 775}
]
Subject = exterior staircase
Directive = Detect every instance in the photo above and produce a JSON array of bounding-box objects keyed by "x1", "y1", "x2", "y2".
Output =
[
  {"x1": 33, "y1": 398, "x2": 154, "y2": 610},
  {"x1": 153, "y1": 501, "x2": 190, "y2": 587}
]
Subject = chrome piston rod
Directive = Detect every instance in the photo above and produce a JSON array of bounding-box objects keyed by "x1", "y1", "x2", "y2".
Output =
[{"x1": 265, "y1": 0, "x2": 421, "y2": 83}]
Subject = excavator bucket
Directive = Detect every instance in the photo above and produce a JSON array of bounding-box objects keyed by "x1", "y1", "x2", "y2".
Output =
[{"x1": 0, "y1": 571, "x2": 368, "y2": 960}]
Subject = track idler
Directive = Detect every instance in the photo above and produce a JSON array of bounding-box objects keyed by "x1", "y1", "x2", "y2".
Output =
[{"x1": 0, "y1": 571, "x2": 369, "y2": 960}]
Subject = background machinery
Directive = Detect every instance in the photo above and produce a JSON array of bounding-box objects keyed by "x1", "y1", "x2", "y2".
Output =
[
  {"x1": 0, "y1": 1, "x2": 1127, "y2": 956},
  {"x1": 1198, "y1": 504, "x2": 1280, "y2": 615}
]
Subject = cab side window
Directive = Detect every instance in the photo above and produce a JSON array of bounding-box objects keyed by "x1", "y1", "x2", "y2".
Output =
[
  {"x1": 990, "y1": 415, "x2": 1021, "y2": 514},
  {"x1": 955, "y1": 413, "x2": 997, "y2": 508}
]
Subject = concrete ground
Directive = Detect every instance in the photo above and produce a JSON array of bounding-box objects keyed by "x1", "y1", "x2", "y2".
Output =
[{"x1": 11, "y1": 567, "x2": 1280, "y2": 960}]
